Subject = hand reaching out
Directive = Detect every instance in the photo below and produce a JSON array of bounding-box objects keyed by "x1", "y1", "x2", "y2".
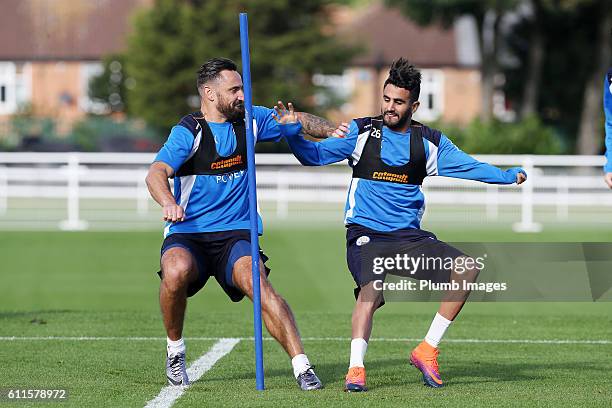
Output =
[
  {"x1": 331, "y1": 122, "x2": 349, "y2": 138},
  {"x1": 272, "y1": 101, "x2": 298, "y2": 125}
]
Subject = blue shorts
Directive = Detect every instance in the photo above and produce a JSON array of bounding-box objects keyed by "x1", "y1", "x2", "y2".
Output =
[
  {"x1": 158, "y1": 230, "x2": 270, "y2": 302},
  {"x1": 346, "y1": 224, "x2": 466, "y2": 301}
]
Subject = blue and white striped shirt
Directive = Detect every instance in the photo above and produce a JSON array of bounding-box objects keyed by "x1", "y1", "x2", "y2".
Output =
[
  {"x1": 154, "y1": 106, "x2": 282, "y2": 237},
  {"x1": 285, "y1": 119, "x2": 524, "y2": 232}
]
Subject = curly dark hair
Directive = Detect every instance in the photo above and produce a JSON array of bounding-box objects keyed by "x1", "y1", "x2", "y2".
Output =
[
  {"x1": 383, "y1": 58, "x2": 421, "y2": 103},
  {"x1": 196, "y1": 58, "x2": 238, "y2": 89}
]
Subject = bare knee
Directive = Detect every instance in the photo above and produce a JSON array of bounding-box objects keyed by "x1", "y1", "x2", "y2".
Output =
[
  {"x1": 356, "y1": 300, "x2": 379, "y2": 314},
  {"x1": 354, "y1": 284, "x2": 383, "y2": 316},
  {"x1": 161, "y1": 249, "x2": 196, "y2": 293},
  {"x1": 232, "y1": 256, "x2": 268, "y2": 299}
]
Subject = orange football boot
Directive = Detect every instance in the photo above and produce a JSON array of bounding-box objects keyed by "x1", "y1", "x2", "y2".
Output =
[
  {"x1": 344, "y1": 366, "x2": 367, "y2": 392},
  {"x1": 410, "y1": 341, "x2": 443, "y2": 388}
]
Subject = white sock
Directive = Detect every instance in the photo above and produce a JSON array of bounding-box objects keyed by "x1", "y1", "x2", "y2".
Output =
[
  {"x1": 349, "y1": 338, "x2": 368, "y2": 368},
  {"x1": 291, "y1": 354, "x2": 311, "y2": 378},
  {"x1": 424, "y1": 313, "x2": 453, "y2": 348},
  {"x1": 167, "y1": 337, "x2": 185, "y2": 356}
]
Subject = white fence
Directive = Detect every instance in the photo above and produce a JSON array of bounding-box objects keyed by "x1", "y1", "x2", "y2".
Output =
[{"x1": 0, "y1": 152, "x2": 610, "y2": 231}]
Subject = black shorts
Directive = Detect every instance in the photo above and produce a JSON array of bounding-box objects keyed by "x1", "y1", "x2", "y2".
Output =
[
  {"x1": 346, "y1": 224, "x2": 466, "y2": 301},
  {"x1": 158, "y1": 230, "x2": 270, "y2": 302}
]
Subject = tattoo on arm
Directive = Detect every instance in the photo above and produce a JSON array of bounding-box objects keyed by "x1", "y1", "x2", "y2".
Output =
[{"x1": 296, "y1": 112, "x2": 335, "y2": 139}]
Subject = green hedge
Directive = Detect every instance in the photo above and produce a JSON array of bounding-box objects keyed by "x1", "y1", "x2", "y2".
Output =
[
  {"x1": 432, "y1": 116, "x2": 566, "y2": 154},
  {"x1": 69, "y1": 116, "x2": 162, "y2": 151}
]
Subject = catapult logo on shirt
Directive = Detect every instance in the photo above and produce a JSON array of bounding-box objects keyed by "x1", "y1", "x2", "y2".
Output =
[{"x1": 211, "y1": 155, "x2": 244, "y2": 170}]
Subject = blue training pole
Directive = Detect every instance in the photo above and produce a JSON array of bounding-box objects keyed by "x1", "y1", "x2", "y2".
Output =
[{"x1": 239, "y1": 12, "x2": 265, "y2": 391}]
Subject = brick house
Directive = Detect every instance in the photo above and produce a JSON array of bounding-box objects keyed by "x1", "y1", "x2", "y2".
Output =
[
  {"x1": 0, "y1": 0, "x2": 487, "y2": 138},
  {"x1": 324, "y1": 2, "x2": 484, "y2": 125},
  {"x1": 0, "y1": 0, "x2": 149, "y2": 134}
]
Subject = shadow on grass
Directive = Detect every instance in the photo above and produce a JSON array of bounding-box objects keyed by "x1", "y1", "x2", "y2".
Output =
[{"x1": 203, "y1": 356, "x2": 611, "y2": 391}]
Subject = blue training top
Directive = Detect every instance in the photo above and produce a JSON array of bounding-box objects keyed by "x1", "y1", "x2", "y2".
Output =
[
  {"x1": 283, "y1": 119, "x2": 525, "y2": 232},
  {"x1": 154, "y1": 106, "x2": 284, "y2": 237},
  {"x1": 604, "y1": 68, "x2": 612, "y2": 173}
]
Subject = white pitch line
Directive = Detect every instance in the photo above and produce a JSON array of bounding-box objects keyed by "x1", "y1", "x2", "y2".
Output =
[
  {"x1": 0, "y1": 336, "x2": 609, "y2": 345},
  {"x1": 144, "y1": 338, "x2": 240, "y2": 408}
]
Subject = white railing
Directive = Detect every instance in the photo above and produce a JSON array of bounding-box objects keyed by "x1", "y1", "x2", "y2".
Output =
[{"x1": 0, "y1": 152, "x2": 609, "y2": 231}]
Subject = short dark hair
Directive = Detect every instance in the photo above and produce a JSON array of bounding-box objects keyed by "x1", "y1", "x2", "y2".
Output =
[
  {"x1": 383, "y1": 58, "x2": 421, "y2": 103},
  {"x1": 196, "y1": 58, "x2": 238, "y2": 88}
]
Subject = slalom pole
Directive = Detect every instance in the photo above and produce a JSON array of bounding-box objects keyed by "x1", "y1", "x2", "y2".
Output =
[{"x1": 239, "y1": 12, "x2": 265, "y2": 391}]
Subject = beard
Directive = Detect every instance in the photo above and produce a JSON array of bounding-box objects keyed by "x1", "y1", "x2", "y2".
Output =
[
  {"x1": 218, "y1": 96, "x2": 245, "y2": 122},
  {"x1": 382, "y1": 109, "x2": 411, "y2": 130}
]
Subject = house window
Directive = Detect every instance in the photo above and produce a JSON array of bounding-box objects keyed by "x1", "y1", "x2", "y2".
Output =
[
  {"x1": 413, "y1": 69, "x2": 444, "y2": 122},
  {"x1": 0, "y1": 62, "x2": 31, "y2": 114},
  {"x1": 15, "y1": 63, "x2": 32, "y2": 108},
  {"x1": 312, "y1": 71, "x2": 354, "y2": 111},
  {"x1": 0, "y1": 62, "x2": 17, "y2": 114},
  {"x1": 79, "y1": 62, "x2": 106, "y2": 114}
]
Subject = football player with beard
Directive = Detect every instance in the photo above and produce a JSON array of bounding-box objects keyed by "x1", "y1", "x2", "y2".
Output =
[{"x1": 146, "y1": 57, "x2": 340, "y2": 390}]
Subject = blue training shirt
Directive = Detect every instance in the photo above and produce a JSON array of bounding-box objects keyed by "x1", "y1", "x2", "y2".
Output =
[
  {"x1": 284, "y1": 119, "x2": 525, "y2": 232},
  {"x1": 604, "y1": 68, "x2": 612, "y2": 173},
  {"x1": 154, "y1": 106, "x2": 284, "y2": 237}
]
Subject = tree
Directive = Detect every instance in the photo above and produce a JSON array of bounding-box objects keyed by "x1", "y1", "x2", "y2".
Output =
[
  {"x1": 124, "y1": 0, "x2": 355, "y2": 132},
  {"x1": 504, "y1": 0, "x2": 611, "y2": 153},
  {"x1": 518, "y1": 0, "x2": 545, "y2": 119},
  {"x1": 386, "y1": 0, "x2": 519, "y2": 121},
  {"x1": 89, "y1": 55, "x2": 132, "y2": 114},
  {"x1": 575, "y1": 0, "x2": 611, "y2": 155}
]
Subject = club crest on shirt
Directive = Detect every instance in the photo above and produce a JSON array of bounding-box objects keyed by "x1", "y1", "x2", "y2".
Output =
[{"x1": 356, "y1": 236, "x2": 370, "y2": 246}]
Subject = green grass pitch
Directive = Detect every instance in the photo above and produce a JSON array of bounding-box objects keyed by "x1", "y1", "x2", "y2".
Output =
[{"x1": 0, "y1": 227, "x2": 611, "y2": 407}]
